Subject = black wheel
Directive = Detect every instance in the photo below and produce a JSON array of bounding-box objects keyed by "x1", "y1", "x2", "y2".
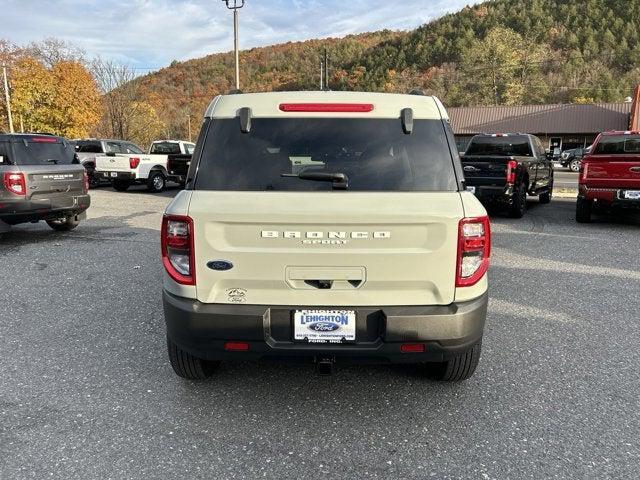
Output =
[
  {"x1": 147, "y1": 172, "x2": 166, "y2": 193},
  {"x1": 167, "y1": 336, "x2": 220, "y2": 380},
  {"x1": 89, "y1": 174, "x2": 100, "y2": 189},
  {"x1": 421, "y1": 341, "x2": 482, "y2": 382},
  {"x1": 569, "y1": 159, "x2": 581, "y2": 172},
  {"x1": 46, "y1": 215, "x2": 80, "y2": 232},
  {"x1": 539, "y1": 189, "x2": 552, "y2": 204},
  {"x1": 576, "y1": 197, "x2": 593, "y2": 223},
  {"x1": 508, "y1": 183, "x2": 527, "y2": 218},
  {"x1": 112, "y1": 179, "x2": 130, "y2": 192}
]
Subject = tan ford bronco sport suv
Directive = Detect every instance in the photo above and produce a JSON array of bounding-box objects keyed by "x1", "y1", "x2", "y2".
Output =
[{"x1": 162, "y1": 91, "x2": 490, "y2": 381}]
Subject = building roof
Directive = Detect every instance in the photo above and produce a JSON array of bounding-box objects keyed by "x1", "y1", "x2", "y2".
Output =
[{"x1": 449, "y1": 103, "x2": 632, "y2": 136}]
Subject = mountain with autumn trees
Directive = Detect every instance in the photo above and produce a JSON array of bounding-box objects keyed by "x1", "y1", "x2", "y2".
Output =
[
  {"x1": 129, "y1": 0, "x2": 640, "y2": 142},
  {"x1": 2, "y1": 0, "x2": 640, "y2": 147}
]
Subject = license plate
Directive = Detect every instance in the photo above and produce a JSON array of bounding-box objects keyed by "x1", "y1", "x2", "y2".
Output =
[
  {"x1": 110, "y1": 172, "x2": 118, "y2": 178},
  {"x1": 623, "y1": 190, "x2": 640, "y2": 200},
  {"x1": 466, "y1": 186, "x2": 476, "y2": 194},
  {"x1": 293, "y1": 310, "x2": 356, "y2": 343}
]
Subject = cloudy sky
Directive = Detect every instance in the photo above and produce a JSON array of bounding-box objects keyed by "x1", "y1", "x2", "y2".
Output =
[{"x1": 3, "y1": 0, "x2": 476, "y2": 70}]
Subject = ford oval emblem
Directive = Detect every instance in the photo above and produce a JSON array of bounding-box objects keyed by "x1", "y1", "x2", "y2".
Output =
[
  {"x1": 207, "y1": 260, "x2": 234, "y2": 271},
  {"x1": 308, "y1": 322, "x2": 340, "y2": 332}
]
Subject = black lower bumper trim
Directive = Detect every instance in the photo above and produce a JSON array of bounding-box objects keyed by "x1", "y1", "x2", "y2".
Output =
[{"x1": 163, "y1": 291, "x2": 488, "y2": 363}]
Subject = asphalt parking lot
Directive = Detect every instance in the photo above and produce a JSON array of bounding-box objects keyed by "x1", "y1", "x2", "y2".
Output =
[{"x1": 1, "y1": 187, "x2": 639, "y2": 479}]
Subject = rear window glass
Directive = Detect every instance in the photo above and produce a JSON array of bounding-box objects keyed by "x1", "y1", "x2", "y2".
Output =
[
  {"x1": 8, "y1": 137, "x2": 76, "y2": 165},
  {"x1": 195, "y1": 118, "x2": 458, "y2": 192},
  {"x1": 151, "y1": 142, "x2": 181, "y2": 154},
  {"x1": 76, "y1": 141, "x2": 103, "y2": 153},
  {"x1": 594, "y1": 135, "x2": 640, "y2": 154},
  {"x1": 466, "y1": 136, "x2": 533, "y2": 156}
]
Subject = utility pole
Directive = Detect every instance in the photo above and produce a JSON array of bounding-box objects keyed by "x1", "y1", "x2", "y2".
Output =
[
  {"x1": 221, "y1": 0, "x2": 245, "y2": 91},
  {"x1": 187, "y1": 114, "x2": 192, "y2": 142},
  {"x1": 2, "y1": 64, "x2": 14, "y2": 133},
  {"x1": 324, "y1": 48, "x2": 329, "y2": 90},
  {"x1": 320, "y1": 61, "x2": 324, "y2": 90}
]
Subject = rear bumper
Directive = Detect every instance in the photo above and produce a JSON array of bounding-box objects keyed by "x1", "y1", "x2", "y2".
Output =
[
  {"x1": 0, "y1": 194, "x2": 90, "y2": 224},
  {"x1": 100, "y1": 171, "x2": 136, "y2": 181},
  {"x1": 163, "y1": 291, "x2": 488, "y2": 364},
  {"x1": 469, "y1": 184, "x2": 513, "y2": 203},
  {"x1": 580, "y1": 186, "x2": 640, "y2": 207}
]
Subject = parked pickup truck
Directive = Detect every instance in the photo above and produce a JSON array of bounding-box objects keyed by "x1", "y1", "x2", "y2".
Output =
[
  {"x1": 0, "y1": 133, "x2": 90, "y2": 232},
  {"x1": 461, "y1": 133, "x2": 554, "y2": 218},
  {"x1": 95, "y1": 140, "x2": 195, "y2": 192},
  {"x1": 576, "y1": 131, "x2": 640, "y2": 223},
  {"x1": 75, "y1": 139, "x2": 145, "y2": 187}
]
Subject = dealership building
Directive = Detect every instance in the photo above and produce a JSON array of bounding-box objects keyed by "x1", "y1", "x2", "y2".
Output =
[{"x1": 449, "y1": 86, "x2": 640, "y2": 153}]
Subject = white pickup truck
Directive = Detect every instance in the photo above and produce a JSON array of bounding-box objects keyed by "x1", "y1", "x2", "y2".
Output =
[{"x1": 95, "y1": 140, "x2": 195, "y2": 192}]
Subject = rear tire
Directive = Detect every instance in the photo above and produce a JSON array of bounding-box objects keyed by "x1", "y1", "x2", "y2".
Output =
[
  {"x1": 167, "y1": 336, "x2": 220, "y2": 380},
  {"x1": 147, "y1": 172, "x2": 166, "y2": 193},
  {"x1": 576, "y1": 197, "x2": 593, "y2": 223},
  {"x1": 421, "y1": 341, "x2": 482, "y2": 382},
  {"x1": 539, "y1": 189, "x2": 552, "y2": 204},
  {"x1": 112, "y1": 179, "x2": 130, "y2": 192},
  {"x1": 46, "y1": 215, "x2": 80, "y2": 232},
  {"x1": 508, "y1": 183, "x2": 527, "y2": 218}
]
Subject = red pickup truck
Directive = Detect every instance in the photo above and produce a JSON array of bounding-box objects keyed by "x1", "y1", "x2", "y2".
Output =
[{"x1": 577, "y1": 131, "x2": 640, "y2": 222}]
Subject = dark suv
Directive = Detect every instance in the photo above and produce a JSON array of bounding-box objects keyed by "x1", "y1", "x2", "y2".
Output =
[{"x1": 0, "y1": 134, "x2": 90, "y2": 232}]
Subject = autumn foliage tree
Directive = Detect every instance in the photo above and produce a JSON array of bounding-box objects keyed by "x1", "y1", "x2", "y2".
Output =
[{"x1": 1, "y1": 43, "x2": 101, "y2": 137}]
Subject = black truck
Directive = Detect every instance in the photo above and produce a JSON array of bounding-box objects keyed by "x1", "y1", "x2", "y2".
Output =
[{"x1": 461, "y1": 133, "x2": 554, "y2": 218}]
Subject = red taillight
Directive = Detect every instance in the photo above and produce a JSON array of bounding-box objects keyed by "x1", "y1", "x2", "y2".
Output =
[
  {"x1": 30, "y1": 136, "x2": 58, "y2": 143},
  {"x1": 579, "y1": 161, "x2": 589, "y2": 184},
  {"x1": 224, "y1": 342, "x2": 250, "y2": 351},
  {"x1": 129, "y1": 157, "x2": 141, "y2": 169},
  {"x1": 161, "y1": 215, "x2": 195, "y2": 285},
  {"x1": 506, "y1": 160, "x2": 517, "y2": 184},
  {"x1": 3, "y1": 172, "x2": 26, "y2": 196},
  {"x1": 83, "y1": 171, "x2": 90, "y2": 193},
  {"x1": 456, "y1": 216, "x2": 491, "y2": 287},
  {"x1": 400, "y1": 343, "x2": 425, "y2": 353},
  {"x1": 279, "y1": 103, "x2": 374, "y2": 113}
]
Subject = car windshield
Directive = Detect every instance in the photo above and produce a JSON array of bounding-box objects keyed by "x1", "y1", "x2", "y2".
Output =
[
  {"x1": 194, "y1": 118, "x2": 458, "y2": 192},
  {"x1": 594, "y1": 135, "x2": 640, "y2": 154},
  {"x1": 9, "y1": 137, "x2": 76, "y2": 165},
  {"x1": 151, "y1": 142, "x2": 182, "y2": 154},
  {"x1": 466, "y1": 136, "x2": 533, "y2": 156}
]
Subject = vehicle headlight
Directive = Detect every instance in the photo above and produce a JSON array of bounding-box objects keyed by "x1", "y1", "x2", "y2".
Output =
[{"x1": 561, "y1": 152, "x2": 569, "y2": 159}]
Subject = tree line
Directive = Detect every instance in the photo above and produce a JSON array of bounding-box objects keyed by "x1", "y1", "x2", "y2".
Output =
[{"x1": 1, "y1": 0, "x2": 639, "y2": 145}]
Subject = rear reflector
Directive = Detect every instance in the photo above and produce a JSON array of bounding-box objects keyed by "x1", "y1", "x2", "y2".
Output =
[
  {"x1": 224, "y1": 342, "x2": 250, "y2": 351},
  {"x1": 279, "y1": 103, "x2": 374, "y2": 113},
  {"x1": 401, "y1": 343, "x2": 425, "y2": 353}
]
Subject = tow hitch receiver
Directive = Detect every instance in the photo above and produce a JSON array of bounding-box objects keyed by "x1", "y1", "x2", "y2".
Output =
[{"x1": 316, "y1": 357, "x2": 335, "y2": 375}]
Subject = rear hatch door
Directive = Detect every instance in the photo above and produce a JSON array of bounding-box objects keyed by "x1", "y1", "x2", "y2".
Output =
[{"x1": 188, "y1": 115, "x2": 465, "y2": 307}]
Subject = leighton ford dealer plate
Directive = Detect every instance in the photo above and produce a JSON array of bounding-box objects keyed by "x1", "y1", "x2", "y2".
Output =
[{"x1": 293, "y1": 310, "x2": 356, "y2": 343}]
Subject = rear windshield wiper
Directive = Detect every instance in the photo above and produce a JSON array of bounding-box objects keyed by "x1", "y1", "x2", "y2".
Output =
[
  {"x1": 282, "y1": 171, "x2": 349, "y2": 190},
  {"x1": 45, "y1": 158, "x2": 59, "y2": 164}
]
